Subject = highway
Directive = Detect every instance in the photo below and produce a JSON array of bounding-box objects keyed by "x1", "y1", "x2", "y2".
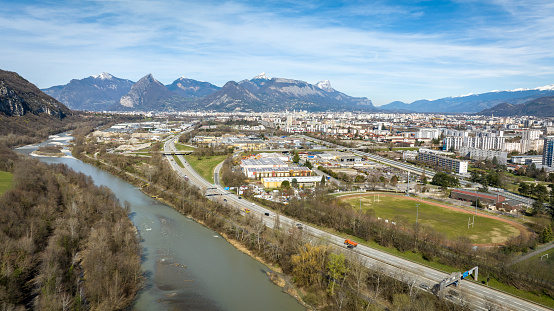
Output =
[
  {"x1": 299, "y1": 134, "x2": 535, "y2": 207},
  {"x1": 162, "y1": 132, "x2": 551, "y2": 311}
]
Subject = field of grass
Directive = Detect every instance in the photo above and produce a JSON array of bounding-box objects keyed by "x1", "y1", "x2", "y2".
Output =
[
  {"x1": 486, "y1": 275, "x2": 554, "y2": 308},
  {"x1": 0, "y1": 171, "x2": 14, "y2": 196},
  {"x1": 184, "y1": 155, "x2": 228, "y2": 184},
  {"x1": 173, "y1": 155, "x2": 184, "y2": 168},
  {"x1": 514, "y1": 247, "x2": 554, "y2": 267},
  {"x1": 175, "y1": 143, "x2": 195, "y2": 151},
  {"x1": 343, "y1": 194, "x2": 520, "y2": 244}
]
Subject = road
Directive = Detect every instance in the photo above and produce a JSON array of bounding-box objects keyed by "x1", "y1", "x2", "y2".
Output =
[
  {"x1": 299, "y1": 134, "x2": 535, "y2": 207},
  {"x1": 163, "y1": 132, "x2": 551, "y2": 311}
]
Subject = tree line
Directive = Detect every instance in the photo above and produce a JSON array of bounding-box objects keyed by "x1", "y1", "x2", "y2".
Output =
[
  {"x1": 0, "y1": 150, "x2": 142, "y2": 310},
  {"x1": 73, "y1": 131, "x2": 544, "y2": 310}
]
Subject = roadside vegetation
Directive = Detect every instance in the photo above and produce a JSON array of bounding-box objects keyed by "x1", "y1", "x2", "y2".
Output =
[
  {"x1": 71, "y1": 123, "x2": 554, "y2": 310},
  {"x1": 308, "y1": 134, "x2": 554, "y2": 308},
  {"x1": 73, "y1": 129, "x2": 488, "y2": 311},
  {"x1": 184, "y1": 154, "x2": 228, "y2": 183}
]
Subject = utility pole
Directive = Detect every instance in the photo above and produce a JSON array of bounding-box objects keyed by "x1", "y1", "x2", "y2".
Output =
[
  {"x1": 415, "y1": 203, "x2": 419, "y2": 251},
  {"x1": 416, "y1": 203, "x2": 419, "y2": 230},
  {"x1": 407, "y1": 171, "x2": 410, "y2": 196}
]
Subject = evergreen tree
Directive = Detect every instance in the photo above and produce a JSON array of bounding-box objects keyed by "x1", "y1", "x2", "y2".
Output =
[
  {"x1": 540, "y1": 226, "x2": 553, "y2": 243},
  {"x1": 292, "y1": 151, "x2": 300, "y2": 164}
]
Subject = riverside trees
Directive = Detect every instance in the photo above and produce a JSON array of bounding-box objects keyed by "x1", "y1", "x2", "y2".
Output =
[{"x1": 0, "y1": 151, "x2": 142, "y2": 310}]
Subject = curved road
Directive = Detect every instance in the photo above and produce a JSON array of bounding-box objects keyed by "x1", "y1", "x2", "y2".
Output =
[{"x1": 163, "y1": 133, "x2": 551, "y2": 311}]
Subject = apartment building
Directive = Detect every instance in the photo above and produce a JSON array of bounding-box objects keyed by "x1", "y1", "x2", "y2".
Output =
[
  {"x1": 459, "y1": 147, "x2": 507, "y2": 165},
  {"x1": 542, "y1": 137, "x2": 554, "y2": 167},
  {"x1": 417, "y1": 149, "x2": 468, "y2": 174}
]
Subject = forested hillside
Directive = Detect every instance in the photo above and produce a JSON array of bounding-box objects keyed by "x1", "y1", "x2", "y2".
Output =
[{"x1": 0, "y1": 147, "x2": 142, "y2": 310}]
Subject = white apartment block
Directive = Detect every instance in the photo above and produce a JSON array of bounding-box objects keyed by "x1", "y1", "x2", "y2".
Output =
[
  {"x1": 443, "y1": 137, "x2": 464, "y2": 151},
  {"x1": 459, "y1": 147, "x2": 507, "y2": 165},
  {"x1": 521, "y1": 129, "x2": 542, "y2": 141},
  {"x1": 416, "y1": 128, "x2": 440, "y2": 139},
  {"x1": 464, "y1": 136, "x2": 505, "y2": 150},
  {"x1": 442, "y1": 129, "x2": 468, "y2": 137}
]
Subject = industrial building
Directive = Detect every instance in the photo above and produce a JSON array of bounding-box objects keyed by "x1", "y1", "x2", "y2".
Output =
[
  {"x1": 262, "y1": 176, "x2": 323, "y2": 188},
  {"x1": 450, "y1": 189, "x2": 505, "y2": 208},
  {"x1": 245, "y1": 166, "x2": 313, "y2": 179}
]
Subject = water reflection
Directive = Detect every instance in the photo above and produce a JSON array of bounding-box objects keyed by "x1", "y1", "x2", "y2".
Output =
[{"x1": 17, "y1": 133, "x2": 304, "y2": 311}]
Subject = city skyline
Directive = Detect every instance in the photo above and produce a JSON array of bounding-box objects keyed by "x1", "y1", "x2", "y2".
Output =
[{"x1": 2, "y1": 0, "x2": 554, "y2": 106}]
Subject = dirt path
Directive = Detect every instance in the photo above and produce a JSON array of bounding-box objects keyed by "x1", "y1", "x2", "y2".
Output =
[{"x1": 339, "y1": 192, "x2": 530, "y2": 246}]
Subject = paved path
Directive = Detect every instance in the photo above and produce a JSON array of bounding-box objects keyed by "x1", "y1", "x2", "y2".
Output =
[{"x1": 509, "y1": 241, "x2": 554, "y2": 266}]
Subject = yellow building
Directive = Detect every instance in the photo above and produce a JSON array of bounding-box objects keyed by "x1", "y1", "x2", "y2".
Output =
[{"x1": 262, "y1": 176, "x2": 322, "y2": 188}]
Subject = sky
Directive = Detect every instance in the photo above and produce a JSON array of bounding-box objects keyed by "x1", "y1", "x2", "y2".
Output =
[{"x1": 2, "y1": 0, "x2": 554, "y2": 106}]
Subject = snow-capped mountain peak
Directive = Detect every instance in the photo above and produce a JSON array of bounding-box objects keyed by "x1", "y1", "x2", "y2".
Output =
[
  {"x1": 92, "y1": 72, "x2": 113, "y2": 80},
  {"x1": 316, "y1": 80, "x2": 333, "y2": 91},
  {"x1": 536, "y1": 84, "x2": 554, "y2": 91},
  {"x1": 252, "y1": 72, "x2": 269, "y2": 80}
]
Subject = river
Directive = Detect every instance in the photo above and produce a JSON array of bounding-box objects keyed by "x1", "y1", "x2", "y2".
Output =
[{"x1": 16, "y1": 133, "x2": 304, "y2": 311}]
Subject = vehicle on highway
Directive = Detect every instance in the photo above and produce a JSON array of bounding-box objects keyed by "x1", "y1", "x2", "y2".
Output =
[
  {"x1": 295, "y1": 223, "x2": 303, "y2": 229},
  {"x1": 264, "y1": 212, "x2": 270, "y2": 216},
  {"x1": 238, "y1": 196, "x2": 242, "y2": 199},
  {"x1": 419, "y1": 283, "x2": 430, "y2": 290},
  {"x1": 344, "y1": 239, "x2": 358, "y2": 248},
  {"x1": 244, "y1": 208, "x2": 250, "y2": 213}
]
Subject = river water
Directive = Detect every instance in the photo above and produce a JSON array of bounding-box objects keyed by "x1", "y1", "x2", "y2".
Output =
[{"x1": 16, "y1": 133, "x2": 304, "y2": 311}]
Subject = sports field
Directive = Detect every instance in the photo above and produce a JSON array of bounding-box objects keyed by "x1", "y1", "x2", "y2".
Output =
[
  {"x1": 342, "y1": 194, "x2": 522, "y2": 245},
  {"x1": 0, "y1": 171, "x2": 14, "y2": 196}
]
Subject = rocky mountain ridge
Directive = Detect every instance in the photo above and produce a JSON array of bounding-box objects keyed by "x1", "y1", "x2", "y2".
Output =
[
  {"x1": 1, "y1": 69, "x2": 70, "y2": 118},
  {"x1": 43, "y1": 72, "x2": 133, "y2": 111}
]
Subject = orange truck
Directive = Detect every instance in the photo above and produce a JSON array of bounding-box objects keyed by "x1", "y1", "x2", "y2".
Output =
[{"x1": 344, "y1": 239, "x2": 358, "y2": 248}]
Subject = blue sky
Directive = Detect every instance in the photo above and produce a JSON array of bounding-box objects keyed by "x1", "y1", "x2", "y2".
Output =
[{"x1": 2, "y1": 0, "x2": 554, "y2": 106}]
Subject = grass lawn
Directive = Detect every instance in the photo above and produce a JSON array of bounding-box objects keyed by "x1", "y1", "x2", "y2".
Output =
[
  {"x1": 343, "y1": 194, "x2": 520, "y2": 244},
  {"x1": 0, "y1": 171, "x2": 14, "y2": 196},
  {"x1": 514, "y1": 247, "x2": 554, "y2": 267},
  {"x1": 185, "y1": 154, "x2": 228, "y2": 184},
  {"x1": 175, "y1": 143, "x2": 196, "y2": 151},
  {"x1": 173, "y1": 155, "x2": 184, "y2": 168}
]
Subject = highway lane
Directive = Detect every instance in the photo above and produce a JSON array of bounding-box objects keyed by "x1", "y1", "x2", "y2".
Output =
[
  {"x1": 162, "y1": 133, "x2": 551, "y2": 311},
  {"x1": 299, "y1": 134, "x2": 534, "y2": 206}
]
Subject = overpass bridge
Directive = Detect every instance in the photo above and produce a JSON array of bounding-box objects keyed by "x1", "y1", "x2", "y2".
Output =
[{"x1": 159, "y1": 150, "x2": 194, "y2": 155}]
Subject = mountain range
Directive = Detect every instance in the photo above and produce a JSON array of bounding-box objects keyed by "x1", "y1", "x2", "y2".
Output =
[
  {"x1": 379, "y1": 86, "x2": 554, "y2": 113},
  {"x1": 43, "y1": 72, "x2": 133, "y2": 111},
  {"x1": 478, "y1": 96, "x2": 554, "y2": 117},
  {"x1": 42, "y1": 72, "x2": 375, "y2": 112},
  {"x1": 1, "y1": 69, "x2": 70, "y2": 118},
  {"x1": 40, "y1": 71, "x2": 554, "y2": 115}
]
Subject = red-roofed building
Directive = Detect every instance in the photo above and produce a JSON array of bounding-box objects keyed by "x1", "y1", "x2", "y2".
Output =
[{"x1": 450, "y1": 189, "x2": 505, "y2": 208}]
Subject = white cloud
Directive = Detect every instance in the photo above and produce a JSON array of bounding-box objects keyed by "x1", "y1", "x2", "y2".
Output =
[{"x1": 1, "y1": 0, "x2": 553, "y2": 105}]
